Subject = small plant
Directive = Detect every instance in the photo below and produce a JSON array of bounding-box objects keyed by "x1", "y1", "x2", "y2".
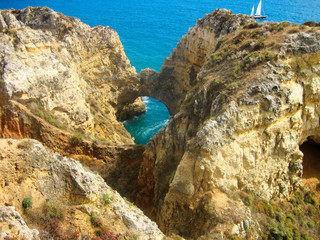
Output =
[
  {"x1": 93, "y1": 228, "x2": 117, "y2": 240},
  {"x1": 104, "y1": 193, "x2": 113, "y2": 204},
  {"x1": 90, "y1": 213, "x2": 102, "y2": 227},
  {"x1": 70, "y1": 131, "x2": 84, "y2": 145},
  {"x1": 232, "y1": 31, "x2": 247, "y2": 44},
  {"x1": 48, "y1": 218, "x2": 62, "y2": 238},
  {"x1": 307, "y1": 220, "x2": 315, "y2": 228},
  {"x1": 239, "y1": 191, "x2": 254, "y2": 207},
  {"x1": 43, "y1": 201, "x2": 65, "y2": 220},
  {"x1": 253, "y1": 38, "x2": 265, "y2": 50},
  {"x1": 301, "y1": 231, "x2": 312, "y2": 240},
  {"x1": 288, "y1": 27, "x2": 300, "y2": 34},
  {"x1": 30, "y1": 101, "x2": 67, "y2": 129},
  {"x1": 232, "y1": 63, "x2": 242, "y2": 79},
  {"x1": 304, "y1": 191, "x2": 316, "y2": 205},
  {"x1": 22, "y1": 197, "x2": 32, "y2": 210},
  {"x1": 66, "y1": 231, "x2": 80, "y2": 240},
  {"x1": 244, "y1": 22, "x2": 260, "y2": 29},
  {"x1": 201, "y1": 200, "x2": 216, "y2": 216}
]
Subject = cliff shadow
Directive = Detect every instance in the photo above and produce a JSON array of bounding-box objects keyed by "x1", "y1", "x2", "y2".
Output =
[{"x1": 300, "y1": 138, "x2": 320, "y2": 180}]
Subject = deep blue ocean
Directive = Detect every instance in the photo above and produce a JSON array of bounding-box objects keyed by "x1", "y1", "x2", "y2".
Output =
[{"x1": 1, "y1": 0, "x2": 320, "y2": 144}]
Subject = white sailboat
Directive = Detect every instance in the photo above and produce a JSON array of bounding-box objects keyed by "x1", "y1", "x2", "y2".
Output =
[
  {"x1": 251, "y1": 6, "x2": 255, "y2": 16},
  {"x1": 251, "y1": 0, "x2": 267, "y2": 19}
]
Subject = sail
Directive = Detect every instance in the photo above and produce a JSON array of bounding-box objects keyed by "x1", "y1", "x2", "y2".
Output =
[
  {"x1": 255, "y1": 0, "x2": 262, "y2": 16},
  {"x1": 251, "y1": 6, "x2": 255, "y2": 16}
]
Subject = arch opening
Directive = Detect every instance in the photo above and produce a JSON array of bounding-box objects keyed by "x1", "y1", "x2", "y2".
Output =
[{"x1": 123, "y1": 96, "x2": 170, "y2": 144}]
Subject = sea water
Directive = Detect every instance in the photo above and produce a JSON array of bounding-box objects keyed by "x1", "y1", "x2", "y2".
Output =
[{"x1": 1, "y1": 0, "x2": 320, "y2": 144}]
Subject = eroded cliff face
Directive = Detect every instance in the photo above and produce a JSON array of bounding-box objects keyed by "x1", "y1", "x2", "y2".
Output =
[
  {"x1": 0, "y1": 138, "x2": 164, "y2": 240},
  {"x1": 140, "y1": 10, "x2": 254, "y2": 115},
  {"x1": 0, "y1": 7, "x2": 144, "y2": 146},
  {"x1": 137, "y1": 10, "x2": 320, "y2": 238},
  {"x1": 0, "y1": 7, "x2": 148, "y2": 202}
]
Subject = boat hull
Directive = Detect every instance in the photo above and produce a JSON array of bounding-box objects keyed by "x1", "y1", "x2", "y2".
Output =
[{"x1": 254, "y1": 15, "x2": 267, "y2": 19}]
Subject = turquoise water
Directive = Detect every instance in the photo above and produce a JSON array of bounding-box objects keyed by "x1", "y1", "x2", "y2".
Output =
[
  {"x1": 2, "y1": 0, "x2": 320, "y2": 144},
  {"x1": 123, "y1": 97, "x2": 170, "y2": 144}
]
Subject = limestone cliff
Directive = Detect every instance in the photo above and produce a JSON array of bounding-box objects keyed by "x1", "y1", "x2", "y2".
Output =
[
  {"x1": 137, "y1": 9, "x2": 320, "y2": 238},
  {"x1": 0, "y1": 7, "x2": 144, "y2": 147},
  {"x1": 0, "y1": 138, "x2": 164, "y2": 240},
  {"x1": 0, "y1": 7, "x2": 148, "y2": 202},
  {"x1": 140, "y1": 10, "x2": 254, "y2": 115}
]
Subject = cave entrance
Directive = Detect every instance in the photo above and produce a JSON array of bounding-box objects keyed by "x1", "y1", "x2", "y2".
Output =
[
  {"x1": 123, "y1": 96, "x2": 170, "y2": 144},
  {"x1": 300, "y1": 138, "x2": 320, "y2": 180}
]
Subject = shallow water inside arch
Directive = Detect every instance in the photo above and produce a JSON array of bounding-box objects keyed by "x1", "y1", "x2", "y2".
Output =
[{"x1": 123, "y1": 97, "x2": 170, "y2": 144}]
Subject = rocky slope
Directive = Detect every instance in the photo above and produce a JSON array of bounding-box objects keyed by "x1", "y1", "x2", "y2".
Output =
[
  {"x1": 0, "y1": 138, "x2": 164, "y2": 240},
  {"x1": 137, "y1": 10, "x2": 320, "y2": 239}
]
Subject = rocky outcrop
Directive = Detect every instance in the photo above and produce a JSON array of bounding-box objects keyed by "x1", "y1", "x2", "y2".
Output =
[
  {"x1": 137, "y1": 10, "x2": 320, "y2": 238},
  {"x1": 0, "y1": 7, "x2": 144, "y2": 146},
  {"x1": 0, "y1": 138, "x2": 164, "y2": 239},
  {"x1": 0, "y1": 7, "x2": 148, "y2": 203},
  {"x1": 140, "y1": 10, "x2": 254, "y2": 114},
  {"x1": 0, "y1": 204, "x2": 39, "y2": 240},
  {"x1": 116, "y1": 97, "x2": 146, "y2": 121}
]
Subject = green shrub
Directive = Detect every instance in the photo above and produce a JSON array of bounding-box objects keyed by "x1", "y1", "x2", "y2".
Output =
[
  {"x1": 232, "y1": 63, "x2": 242, "y2": 79},
  {"x1": 307, "y1": 205, "x2": 318, "y2": 216},
  {"x1": 240, "y1": 191, "x2": 254, "y2": 207},
  {"x1": 104, "y1": 193, "x2": 113, "y2": 204},
  {"x1": 266, "y1": 219, "x2": 294, "y2": 239},
  {"x1": 43, "y1": 113, "x2": 67, "y2": 129},
  {"x1": 304, "y1": 192, "x2": 316, "y2": 205},
  {"x1": 22, "y1": 198, "x2": 33, "y2": 210},
  {"x1": 31, "y1": 102, "x2": 66, "y2": 129},
  {"x1": 43, "y1": 201, "x2": 64, "y2": 220},
  {"x1": 301, "y1": 231, "x2": 312, "y2": 240},
  {"x1": 215, "y1": 37, "x2": 226, "y2": 50},
  {"x1": 286, "y1": 213, "x2": 296, "y2": 224},
  {"x1": 307, "y1": 220, "x2": 316, "y2": 229},
  {"x1": 302, "y1": 21, "x2": 317, "y2": 27},
  {"x1": 210, "y1": 52, "x2": 224, "y2": 64},
  {"x1": 253, "y1": 38, "x2": 265, "y2": 50},
  {"x1": 288, "y1": 27, "x2": 300, "y2": 34},
  {"x1": 201, "y1": 200, "x2": 216, "y2": 216},
  {"x1": 70, "y1": 131, "x2": 84, "y2": 145},
  {"x1": 268, "y1": 22, "x2": 290, "y2": 32},
  {"x1": 250, "y1": 30, "x2": 261, "y2": 38},
  {"x1": 233, "y1": 31, "x2": 247, "y2": 44},
  {"x1": 244, "y1": 22, "x2": 260, "y2": 29},
  {"x1": 294, "y1": 191, "x2": 303, "y2": 205},
  {"x1": 90, "y1": 213, "x2": 102, "y2": 227}
]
